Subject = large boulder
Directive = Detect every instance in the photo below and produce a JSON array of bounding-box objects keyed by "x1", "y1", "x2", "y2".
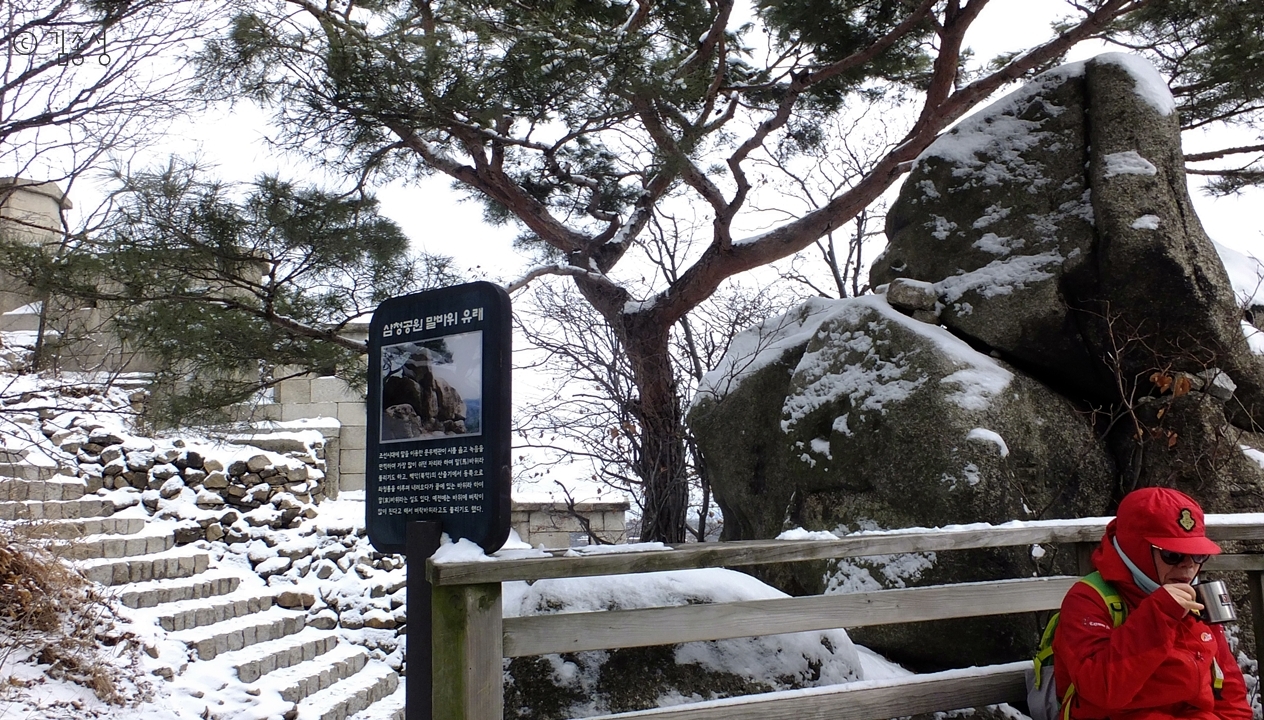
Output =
[
  {"x1": 381, "y1": 349, "x2": 468, "y2": 438},
  {"x1": 501, "y1": 567, "x2": 862, "y2": 718},
  {"x1": 1108, "y1": 375, "x2": 1264, "y2": 506},
  {"x1": 872, "y1": 53, "x2": 1264, "y2": 423},
  {"x1": 689, "y1": 295, "x2": 1116, "y2": 669}
]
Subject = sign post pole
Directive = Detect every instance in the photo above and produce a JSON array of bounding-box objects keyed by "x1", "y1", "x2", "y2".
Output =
[
  {"x1": 366, "y1": 281, "x2": 513, "y2": 720},
  {"x1": 406, "y1": 520, "x2": 442, "y2": 720}
]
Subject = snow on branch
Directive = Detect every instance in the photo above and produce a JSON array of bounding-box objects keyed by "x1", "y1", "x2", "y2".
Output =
[{"x1": 506, "y1": 264, "x2": 618, "y2": 295}]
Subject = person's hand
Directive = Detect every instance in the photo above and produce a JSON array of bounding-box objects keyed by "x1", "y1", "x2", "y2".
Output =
[{"x1": 1163, "y1": 583, "x2": 1204, "y2": 615}]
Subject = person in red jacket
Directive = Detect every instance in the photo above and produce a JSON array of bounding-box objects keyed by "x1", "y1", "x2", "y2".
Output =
[{"x1": 1053, "y1": 487, "x2": 1252, "y2": 720}]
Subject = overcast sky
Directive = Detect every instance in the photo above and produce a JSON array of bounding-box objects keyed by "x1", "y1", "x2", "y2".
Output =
[
  {"x1": 57, "y1": 0, "x2": 1264, "y2": 281},
  {"x1": 39, "y1": 1, "x2": 1263, "y2": 503}
]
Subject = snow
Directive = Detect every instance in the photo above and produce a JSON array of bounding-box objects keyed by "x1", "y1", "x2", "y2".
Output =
[
  {"x1": 936, "y1": 251, "x2": 1064, "y2": 304},
  {"x1": 564, "y1": 541, "x2": 669, "y2": 556},
  {"x1": 1, "y1": 358, "x2": 1258, "y2": 717},
  {"x1": 1096, "y1": 52, "x2": 1178, "y2": 116},
  {"x1": 916, "y1": 60, "x2": 1085, "y2": 173},
  {"x1": 966, "y1": 428, "x2": 1010, "y2": 457},
  {"x1": 1244, "y1": 321, "x2": 1264, "y2": 355},
  {"x1": 973, "y1": 204, "x2": 1012, "y2": 229},
  {"x1": 973, "y1": 232, "x2": 1022, "y2": 255},
  {"x1": 1215, "y1": 241, "x2": 1264, "y2": 308},
  {"x1": 777, "y1": 528, "x2": 840, "y2": 541},
  {"x1": 813, "y1": 520, "x2": 939, "y2": 594},
  {"x1": 1130, "y1": 215, "x2": 1161, "y2": 230},
  {"x1": 1242, "y1": 445, "x2": 1264, "y2": 470},
  {"x1": 505, "y1": 568, "x2": 790, "y2": 617},
  {"x1": 780, "y1": 309, "x2": 928, "y2": 432},
  {"x1": 1102, "y1": 150, "x2": 1158, "y2": 178},
  {"x1": 699, "y1": 295, "x2": 1016, "y2": 430},
  {"x1": 695, "y1": 297, "x2": 842, "y2": 402},
  {"x1": 809, "y1": 437, "x2": 833, "y2": 459},
  {"x1": 502, "y1": 567, "x2": 865, "y2": 709}
]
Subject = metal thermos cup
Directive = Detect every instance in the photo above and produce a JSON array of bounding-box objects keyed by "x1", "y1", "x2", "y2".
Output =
[{"x1": 1195, "y1": 579, "x2": 1237, "y2": 624}]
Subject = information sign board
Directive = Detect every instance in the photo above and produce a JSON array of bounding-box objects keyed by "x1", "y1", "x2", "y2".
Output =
[{"x1": 365, "y1": 282, "x2": 511, "y2": 553}]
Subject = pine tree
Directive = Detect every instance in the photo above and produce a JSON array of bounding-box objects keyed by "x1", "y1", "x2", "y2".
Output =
[
  {"x1": 1104, "y1": 0, "x2": 1264, "y2": 192},
  {"x1": 194, "y1": 0, "x2": 1258, "y2": 541},
  {"x1": 0, "y1": 160, "x2": 458, "y2": 424}
]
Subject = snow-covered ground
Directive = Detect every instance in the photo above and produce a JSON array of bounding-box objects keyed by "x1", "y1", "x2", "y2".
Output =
[{"x1": 0, "y1": 370, "x2": 918, "y2": 719}]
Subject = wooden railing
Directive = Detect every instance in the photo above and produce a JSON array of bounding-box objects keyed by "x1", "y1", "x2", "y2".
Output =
[{"x1": 425, "y1": 514, "x2": 1264, "y2": 720}]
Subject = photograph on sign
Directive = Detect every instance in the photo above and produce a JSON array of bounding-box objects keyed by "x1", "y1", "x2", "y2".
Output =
[{"x1": 380, "y1": 330, "x2": 483, "y2": 442}]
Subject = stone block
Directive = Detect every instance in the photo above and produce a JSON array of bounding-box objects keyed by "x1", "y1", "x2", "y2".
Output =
[
  {"x1": 311, "y1": 376, "x2": 363, "y2": 404},
  {"x1": 340, "y1": 425, "x2": 367, "y2": 451},
  {"x1": 281, "y1": 402, "x2": 340, "y2": 421},
  {"x1": 339, "y1": 473, "x2": 365, "y2": 492},
  {"x1": 336, "y1": 401, "x2": 366, "y2": 425},
  {"x1": 530, "y1": 531, "x2": 571, "y2": 549},
  {"x1": 274, "y1": 378, "x2": 312, "y2": 405},
  {"x1": 253, "y1": 403, "x2": 285, "y2": 422},
  {"x1": 339, "y1": 448, "x2": 366, "y2": 474}
]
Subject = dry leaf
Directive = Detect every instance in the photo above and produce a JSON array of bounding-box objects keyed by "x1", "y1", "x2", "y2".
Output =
[
  {"x1": 1156, "y1": 407, "x2": 1167, "y2": 419},
  {"x1": 1167, "y1": 431, "x2": 1179, "y2": 448},
  {"x1": 1173, "y1": 375, "x2": 1192, "y2": 397},
  {"x1": 1151, "y1": 372, "x2": 1173, "y2": 393}
]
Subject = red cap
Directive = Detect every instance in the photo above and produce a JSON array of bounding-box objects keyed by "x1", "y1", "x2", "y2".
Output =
[{"x1": 1116, "y1": 487, "x2": 1221, "y2": 556}]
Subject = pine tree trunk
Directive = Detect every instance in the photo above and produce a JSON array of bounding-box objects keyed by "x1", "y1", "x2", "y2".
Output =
[{"x1": 625, "y1": 326, "x2": 689, "y2": 543}]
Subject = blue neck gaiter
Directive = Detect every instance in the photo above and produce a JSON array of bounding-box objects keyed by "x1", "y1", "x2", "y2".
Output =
[{"x1": 1113, "y1": 536, "x2": 1160, "y2": 595}]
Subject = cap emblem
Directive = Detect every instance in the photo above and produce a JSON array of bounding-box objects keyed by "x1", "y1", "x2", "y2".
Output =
[{"x1": 1178, "y1": 508, "x2": 1196, "y2": 532}]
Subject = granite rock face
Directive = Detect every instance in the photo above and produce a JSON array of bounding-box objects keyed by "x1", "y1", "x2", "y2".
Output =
[
  {"x1": 872, "y1": 54, "x2": 1264, "y2": 419},
  {"x1": 691, "y1": 53, "x2": 1264, "y2": 671},
  {"x1": 689, "y1": 296, "x2": 1115, "y2": 668}
]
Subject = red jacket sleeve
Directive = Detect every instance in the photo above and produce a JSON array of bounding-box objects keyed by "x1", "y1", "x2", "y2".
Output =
[
  {"x1": 1212, "y1": 623, "x2": 1252, "y2": 720},
  {"x1": 1054, "y1": 582, "x2": 1192, "y2": 710}
]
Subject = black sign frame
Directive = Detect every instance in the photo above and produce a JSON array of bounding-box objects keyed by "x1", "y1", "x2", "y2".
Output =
[{"x1": 366, "y1": 281, "x2": 512, "y2": 554}]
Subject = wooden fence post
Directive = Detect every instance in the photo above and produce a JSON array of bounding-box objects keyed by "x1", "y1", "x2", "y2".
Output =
[
  {"x1": 432, "y1": 582, "x2": 503, "y2": 720},
  {"x1": 1075, "y1": 542, "x2": 1096, "y2": 576},
  {"x1": 1247, "y1": 571, "x2": 1264, "y2": 660}
]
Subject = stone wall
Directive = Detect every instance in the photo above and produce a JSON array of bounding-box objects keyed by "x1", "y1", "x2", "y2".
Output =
[
  {"x1": 512, "y1": 501, "x2": 630, "y2": 548},
  {"x1": 264, "y1": 375, "x2": 368, "y2": 494}
]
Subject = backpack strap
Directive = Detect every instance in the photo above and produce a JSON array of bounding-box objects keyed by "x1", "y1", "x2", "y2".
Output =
[
  {"x1": 1079, "y1": 571, "x2": 1127, "y2": 626},
  {"x1": 1050, "y1": 573, "x2": 1127, "y2": 718},
  {"x1": 1061, "y1": 683, "x2": 1077, "y2": 720},
  {"x1": 1034, "y1": 573, "x2": 1125, "y2": 690},
  {"x1": 1033, "y1": 615, "x2": 1059, "y2": 689}
]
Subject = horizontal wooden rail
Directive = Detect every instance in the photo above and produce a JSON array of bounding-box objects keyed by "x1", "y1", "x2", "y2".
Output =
[
  {"x1": 575, "y1": 662, "x2": 1028, "y2": 720},
  {"x1": 504, "y1": 555, "x2": 1264, "y2": 657},
  {"x1": 505, "y1": 575, "x2": 1078, "y2": 657},
  {"x1": 430, "y1": 515, "x2": 1264, "y2": 586}
]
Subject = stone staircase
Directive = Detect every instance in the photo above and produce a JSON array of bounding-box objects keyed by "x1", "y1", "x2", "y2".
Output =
[{"x1": 2, "y1": 465, "x2": 406, "y2": 720}]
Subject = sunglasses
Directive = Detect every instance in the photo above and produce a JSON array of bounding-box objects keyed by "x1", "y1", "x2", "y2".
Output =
[{"x1": 1154, "y1": 547, "x2": 1210, "y2": 566}]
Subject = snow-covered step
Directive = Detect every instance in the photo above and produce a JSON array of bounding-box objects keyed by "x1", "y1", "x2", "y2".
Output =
[
  {"x1": 0, "y1": 496, "x2": 115, "y2": 521},
  {"x1": 76, "y1": 545, "x2": 208, "y2": 585},
  {"x1": 261, "y1": 643, "x2": 370, "y2": 704},
  {"x1": 0, "y1": 310, "x2": 40, "y2": 332},
  {"x1": 0, "y1": 477, "x2": 86, "y2": 501},
  {"x1": 156, "y1": 589, "x2": 276, "y2": 632},
  {"x1": 348, "y1": 683, "x2": 404, "y2": 720},
  {"x1": 30, "y1": 516, "x2": 145, "y2": 540},
  {"x1": 117, "y1": 571, "x2": 241, "y2": 609},
  {"x1": 55, "y1": 525, "x2": 175, "y2": 560},
  {"x1": 173, "y1": 606, "x2": 307, "y2": 661},
  {"x1": 226, "y1": 627, "x2": 341, "y2": 683},
  {"x1": 296, "y1": 661, "x2": 399, "y2": 720}
]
